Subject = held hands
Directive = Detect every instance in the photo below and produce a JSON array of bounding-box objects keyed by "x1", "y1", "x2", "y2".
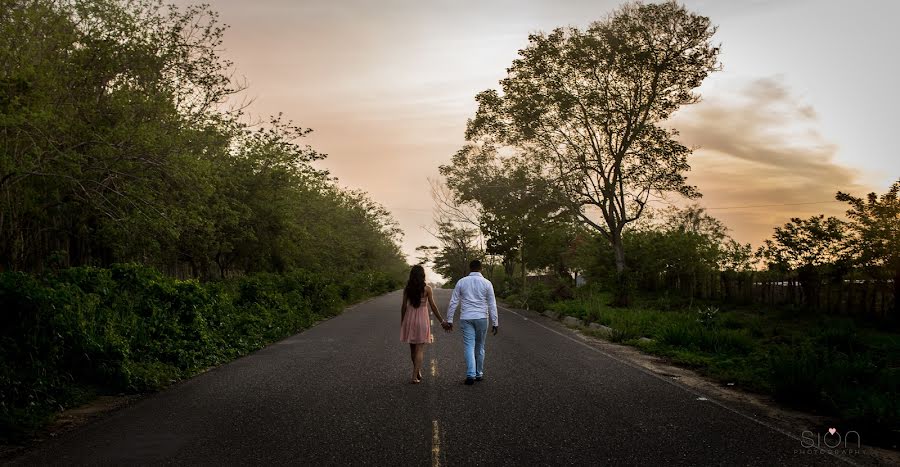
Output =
[
  {"x1": 441, "y1": 321, "x2": 453, "y2": 332},
  {"x1": 492, "y1": 325, "x2": 499, "y2": 336}
]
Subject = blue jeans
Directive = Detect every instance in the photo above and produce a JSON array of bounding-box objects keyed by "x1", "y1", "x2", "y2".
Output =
[{"x1": 460, "y1": 318, "x2": 488, "y2": 379}]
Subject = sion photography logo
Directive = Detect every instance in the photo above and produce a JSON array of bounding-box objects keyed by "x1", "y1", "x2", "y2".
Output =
[{"x1": 796, "y1": 428, "x2": 862, "y2": 456}]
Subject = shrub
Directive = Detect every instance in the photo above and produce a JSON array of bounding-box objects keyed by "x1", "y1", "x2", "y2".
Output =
[
  {"x1": 696, "y1": 306, "x2": 719, "y2": 329},
  {"x1": 0, "y1": 263, "x2": 395, "y2": 441}
]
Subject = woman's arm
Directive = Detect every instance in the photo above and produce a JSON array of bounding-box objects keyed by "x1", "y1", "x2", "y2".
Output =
[{"x1": 426, "y1": 287, "x2": 445, "y2": 323}]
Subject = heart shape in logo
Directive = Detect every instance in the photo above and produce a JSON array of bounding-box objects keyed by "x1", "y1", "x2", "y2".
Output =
[{"x1": 828, "y1": 428, "x2": 837, "y2": 435}]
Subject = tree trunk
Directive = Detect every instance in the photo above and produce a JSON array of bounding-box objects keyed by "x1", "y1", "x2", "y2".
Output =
[
  {"x1": 520, "y1": 238, "x2": 527, "y2": 302},
  {"x1": 503, "y1": 258, "x2": 515, "y2": 278},
  {"x1": 611, "y1": 233, "x2": 630, "y2": 307},
  {"x1": 893, "y1": 269, "x2": 899, "y2": 318}
]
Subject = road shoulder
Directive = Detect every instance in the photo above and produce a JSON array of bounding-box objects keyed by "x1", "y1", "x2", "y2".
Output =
[
  {"x1": 498, "y1": 302, "x2": 900, "y2": 467},
  {"x1": 0, "y1": 291, "x2": 397, "y2": 463}
]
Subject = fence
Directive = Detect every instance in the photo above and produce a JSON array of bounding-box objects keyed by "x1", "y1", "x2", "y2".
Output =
[
  {"x1": 655, "y1": 271, "x2": 895, "y2": 319},
  {"x1": 749, "y1": 278, "x2": 894, "y2": 317}
]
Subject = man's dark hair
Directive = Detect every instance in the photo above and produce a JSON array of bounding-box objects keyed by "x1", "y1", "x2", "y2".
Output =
[{"x1": 469, "y1": 259, "x2": 482, "y2": 271}]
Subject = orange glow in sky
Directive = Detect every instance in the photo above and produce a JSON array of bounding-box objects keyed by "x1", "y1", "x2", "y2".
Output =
[{"x1": 182, "y1": 0, "x2": 899, "y2": 275}]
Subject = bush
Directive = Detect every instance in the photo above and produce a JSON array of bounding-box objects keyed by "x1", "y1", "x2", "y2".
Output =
[
  {"x1": 768, "y1": 342, "x2": 899, "y2": 445},
  {"x1": 696, "y1": 306, "x2": 719, "y2": 329},
  {"x1": 505, "y1": 283, "x2": 555, "y2": 312},
  {"x1": 0, "y1": 263, "x2": 396, "y2": 441}
]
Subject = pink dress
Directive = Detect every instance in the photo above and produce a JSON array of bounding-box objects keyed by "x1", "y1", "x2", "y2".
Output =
[{"x1": 400, "y1": 294, "x2": 433, "y2": 344}]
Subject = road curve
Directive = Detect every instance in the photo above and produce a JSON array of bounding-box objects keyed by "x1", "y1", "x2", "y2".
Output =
[{"x1": 12, "y1": 289, "x2": 848, "y2": 466}]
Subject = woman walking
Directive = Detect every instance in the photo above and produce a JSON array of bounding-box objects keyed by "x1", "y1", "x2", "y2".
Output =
[{"x1": 400, "y1": 265, "x2": 446, "y2": 384}]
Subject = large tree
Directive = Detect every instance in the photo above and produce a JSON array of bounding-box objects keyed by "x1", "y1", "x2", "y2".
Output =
[
  {"x1": 837, "y1": 180, "x2": 900, "y2": 315},
  {"x1": 464, "y1": 1, "x2": 719, "y2": 305},
  {"x1": 440, "y1": 144, "x2": 572, "y2": 292}
]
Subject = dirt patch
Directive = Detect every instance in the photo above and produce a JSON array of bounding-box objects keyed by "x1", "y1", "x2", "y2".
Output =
[
  {"x1": 50, "y1": 394, "x2": 142, "y2": 429},
  {"x1": 0, "y1": 393, "x2": 144, "y2": 462}
]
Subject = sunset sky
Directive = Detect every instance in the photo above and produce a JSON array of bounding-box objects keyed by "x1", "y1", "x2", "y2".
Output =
[{"x1": 184, "y1": 0, "x2": 899, "y2": 276}]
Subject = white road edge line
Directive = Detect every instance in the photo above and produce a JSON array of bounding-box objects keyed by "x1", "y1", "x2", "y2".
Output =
[{"x1": 498, "y1": 305, "x2": 860, "y2": 467}]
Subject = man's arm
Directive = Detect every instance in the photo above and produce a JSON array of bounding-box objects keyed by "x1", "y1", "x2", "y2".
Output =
[{"x1": 486, "y1": 280, "x2": 498, "y2": 327}]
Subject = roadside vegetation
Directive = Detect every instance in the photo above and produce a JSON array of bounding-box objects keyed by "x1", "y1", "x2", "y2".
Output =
[
  {"x1": 427, "y1": 182, "x2": 900, "y2": 448},
  {"x1": 0, "y1": 0, "x2": 408, "y2": 440},
  {"x1": 549, "y1": 290, "x2": 899, "y2": 447},
  {"x1": 0, "y1": 264, "x2": 399, "y2": 439},
  {"x1": 418, "y1": 0, "x2": 899, "y2": 448}
]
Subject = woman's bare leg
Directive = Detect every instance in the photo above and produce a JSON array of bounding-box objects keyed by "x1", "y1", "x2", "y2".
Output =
[
  {"x1": 416, "y1": 344, "x2": 426, "y2": 380},
  {"x1": 409, "y1": 344, "x2": 421, "y2": 383},
  {"x1": 413, "y1": 344, "x2": 425, "y2": 382}
]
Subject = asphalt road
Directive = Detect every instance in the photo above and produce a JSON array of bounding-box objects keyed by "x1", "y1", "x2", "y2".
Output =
[{"x1": 13, "y1": 289, "x2": 849, "y2": 466}]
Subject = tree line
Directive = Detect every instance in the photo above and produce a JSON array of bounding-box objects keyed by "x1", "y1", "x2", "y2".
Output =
[
  {"x1": 0, "y1": 0, "x2": 408, "y2": 280},
  {"x1": 0, "y1": 0, "x2": 409, "y2": 438},
  {"x1": 422, "y1": 1, "x2": 897, "y2": 318}
]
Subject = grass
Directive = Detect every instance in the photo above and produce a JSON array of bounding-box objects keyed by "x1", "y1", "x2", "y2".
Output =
[{"x1": 547, "y1": 289, "x2": 900, "y2": 448}]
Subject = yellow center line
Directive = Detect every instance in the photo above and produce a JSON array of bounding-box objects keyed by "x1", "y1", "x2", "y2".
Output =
[
  {"x1": 432, "y1": 419, "x2": 441, "y2": 467},
  {"x1": 430, "y1": 358, "x2": 438, "y2": 377}
]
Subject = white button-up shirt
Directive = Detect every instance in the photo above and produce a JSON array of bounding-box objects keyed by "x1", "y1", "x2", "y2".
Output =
[{"x1": 446, "y1": 272, "x2": 499, "y2": 326}]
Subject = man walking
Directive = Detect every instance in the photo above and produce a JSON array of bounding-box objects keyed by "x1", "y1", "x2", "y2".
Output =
[{"x1": 443, "y1": 260, "x2": 499, "y2": 385}]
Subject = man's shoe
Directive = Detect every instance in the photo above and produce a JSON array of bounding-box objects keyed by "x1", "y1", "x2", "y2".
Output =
[
  {"x1": 475, "y1": 376, "x2": 483, "y2": 382},
  {"x1": 464, "y1": 378, "x2": 475, "y2": 385}
]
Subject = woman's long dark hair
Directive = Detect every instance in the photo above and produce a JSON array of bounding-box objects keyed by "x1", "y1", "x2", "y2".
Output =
[{"x1": 404, "y1": 265, "x2": 426, "y2": 308}]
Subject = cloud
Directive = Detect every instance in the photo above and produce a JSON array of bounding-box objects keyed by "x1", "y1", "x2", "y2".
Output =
[{"x1": 668, "y1": 77, "x2": 869, "y2": 245}]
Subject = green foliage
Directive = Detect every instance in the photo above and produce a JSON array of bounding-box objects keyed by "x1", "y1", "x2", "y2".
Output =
[
  {"x1": 608, "y1": 326, "x2": 641, "y2": 344},
  {"x1": 837, "y1": 180, "x2": 900, "y2": 315},
  {"x1": 463, "y1": 1, "x2": 721, "y2": 306},
  {"x1": 547, "y1": 291, "x2": 900, "y2": 446},
  {"x1": 1, "y1": 0, "x2": 234, "y2": 270},
  {"x1": 696, "y1": 306, "x2": 720, "y2": 329},
  {"x1": 0, "y1": 0, "x2": 409, "y2": 281},
  {"x1": 505, "y1": 282, "x2": 556, "y2": 312},
  {"x1": 419, "y1": 223, "x2": 481, "y2": 284},
  {"x1": 658, "y1": 323, "x2": 753, "y2": 356},
  {"x1": 768, "y1": 339, "x2": 898, "y2": 444},
  {"x1": 756, "y1": 215, "x2": 849, "y2": 273},
  {"x1": 0, "y1": 2, "x2": 409, "y2": 439},
  {"x1": 578, "y1": 206, "x2": 754, "y2": 305},
  {"x1": 837, "y1": 180, "x2": 900, "y2": 270},
  {"x1": 438, "y1": 145, "x2": 578, "y2": 285},
  {"x1": 0, "y1": 264, "x2": 401, "y2": 440}
]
